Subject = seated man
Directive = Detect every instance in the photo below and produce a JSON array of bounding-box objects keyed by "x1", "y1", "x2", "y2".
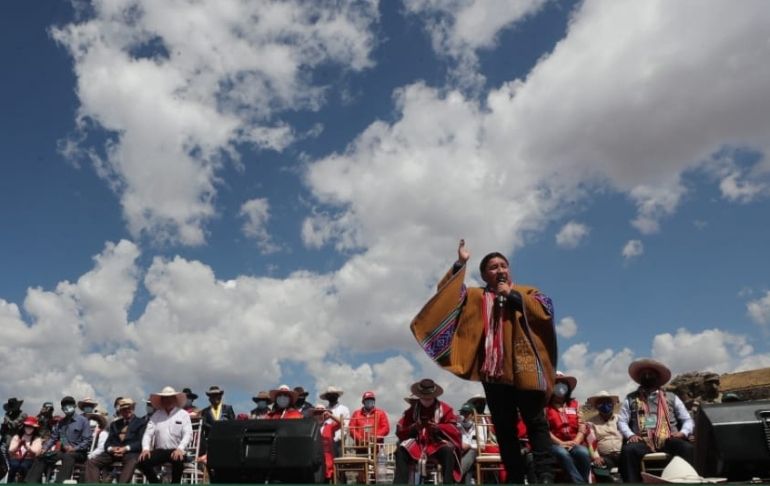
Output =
[
  {"x1": 394, "y1": 379, "x2": 461, "y2": 485},
  {"x1": 618, "y1": 359, "x2": 694, "y2": 483},
  {"x1": 458, "y1": 404, "x2": 479, "y2": 484},
  {"x1": 249, "y1": 391, "x2": 272, "y2": 419},
  {"x1": 85, "y1": 398, "x2": 146, "y2": 483},
  {"x1": 585, "y1": 391, "x2": 622, "y2": 478},
  {"x1": 24, "y1": 396, "x2": 93, "y2": 483},
  {"x1": 136, "y1": 387, "x2": 193, "y2": 484},
  {"x1": 349, "y1": 391, "x2": 390, "y2": 445}
]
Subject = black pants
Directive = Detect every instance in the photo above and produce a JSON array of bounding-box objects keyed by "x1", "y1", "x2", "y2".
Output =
[
  {"x1": 24, "y1": 451, "x2": 87, "y2": 483},
  {"x1": 394, "y1": 445, "x2": 454, "y2": 484},
  {"x1": 619, "y1": 438, "x2": 694, "y2": 483},
  {"x1": 483, "y1": 383, "x2": 554, "y2": 484},
  {"x1": 135, "y1": 449, "x2": 185, "y2": 483}
]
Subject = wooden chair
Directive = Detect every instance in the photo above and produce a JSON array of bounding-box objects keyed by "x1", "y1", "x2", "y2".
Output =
[
  {"x1": 641, "y1": 451, "x2": 671, "y2": 475},
  {"x1": 333, "y1": 419, "x2": 375, "y2": 484},
  {"x1": 473, "y1": 413, "x2": 503, "y2": 485}
]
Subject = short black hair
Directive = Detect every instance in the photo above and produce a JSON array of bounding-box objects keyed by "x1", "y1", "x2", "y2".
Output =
[{"x1": 479, "y1": 252, "x2": 508, "y2": 275}]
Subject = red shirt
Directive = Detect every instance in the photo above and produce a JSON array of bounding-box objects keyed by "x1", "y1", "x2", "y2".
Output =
[
  {"x1": 349, "y1": 407, "x2": 390, "y2": 442},
  {"x1": 545, "y1": 399, "x2": 581, "y2": 442},
  {"x1": 267, "y1": 408, "x2": 304, "y2": 420}
]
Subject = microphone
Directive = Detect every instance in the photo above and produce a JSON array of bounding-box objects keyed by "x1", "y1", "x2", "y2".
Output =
[{"x1": 496, "y1": 274, "x2": 507, "y2": 308}]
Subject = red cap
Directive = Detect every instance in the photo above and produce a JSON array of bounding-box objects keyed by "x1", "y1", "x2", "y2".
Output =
[
  {"x1": 362, "y1": 391, "x2": 375, "y2": 401},
  {"x1": 23, "y1": 416, "x2": 39, "y2": 428}
]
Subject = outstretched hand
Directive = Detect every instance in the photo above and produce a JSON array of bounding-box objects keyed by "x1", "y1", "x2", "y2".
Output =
[{"x1": 458, "y1": 239, "x2": 470, "y2": 263}]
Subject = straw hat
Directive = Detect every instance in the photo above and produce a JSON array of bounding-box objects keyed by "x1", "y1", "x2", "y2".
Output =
[
  {"x1": 641, "y1": 456, "x2": 726, "y2": 483},
  {"x1": 587, "y1": 390, "x2": 619, "y2": 409},
  {"x1": 149, "y1": 386, "x2": 186, "y2": 409},
  {"x1": 269, "y1": 385, "x2": 298, "y2": 404},
  {"x1": 410, "y1": 378, "x2": 444, "y2": 399},
  {"x1": 116, "y1": 398, "x2": 136, "y2": 410},
  {"x1": 629, "y1": 358, "x2": 672, "y2": 387},
  {"x1": 77, "y1": 397, "x2": 98, "y2": 410},
  {"x1": 319, "y1": 386, "x2": 344, "y2": 400}
]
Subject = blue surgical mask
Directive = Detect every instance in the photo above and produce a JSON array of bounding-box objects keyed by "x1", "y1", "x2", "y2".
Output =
[
  {"x1": 553, "y1": 383, "x2": 569, "y2": 398},
  {"x1": 256, "y1": 400, "x2": 268, "y2": 410},
  {"x1": 82, "y1": 406, "x2": 95, "y2": 414},
  {"x1": 597, "y1": 402, "x2": 614, "y2": 414}
]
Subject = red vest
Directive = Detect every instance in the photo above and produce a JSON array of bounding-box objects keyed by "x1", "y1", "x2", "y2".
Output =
[{"x1": 546, "y1": 399, "x2": 580, "y2": 441}]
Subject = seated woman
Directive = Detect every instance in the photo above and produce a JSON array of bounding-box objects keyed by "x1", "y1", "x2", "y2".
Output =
[
  {"x1": 266, "y1": 385, "x2": 304, "y2": 419},
  {"x1": 7, "y1": 416, "x2": 43, "y2": 482},
  {"x1": 545, "y1": 373, "x2": 591, "y2": 483}
]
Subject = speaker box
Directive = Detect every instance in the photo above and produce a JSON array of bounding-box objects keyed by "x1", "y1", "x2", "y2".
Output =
[
  {"x1": 695, "y1": 399, "x2": 770, "y2": 480},
  {"x1": 207, "y1": 418, "x2": 324, "y2": 483}
]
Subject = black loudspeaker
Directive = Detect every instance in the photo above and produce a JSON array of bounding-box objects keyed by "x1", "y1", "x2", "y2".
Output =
[
  {"x1": 207, "y1": 418, "x2": 323, "y2": 483},
  {"x1": 695, "y1": 400, "x2": 770, "y2": 480}
]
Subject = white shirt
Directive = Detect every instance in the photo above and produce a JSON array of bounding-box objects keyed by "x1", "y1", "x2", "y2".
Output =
[
  {"x1": 88, "y1": 430, "x2": 109, "y2": 459},
  {"x1": 327, "y1": 403, "x2": 350, "y2": 442},
  {"x1": 142, "y1": 407, "x2": 192, "y2": 452}
]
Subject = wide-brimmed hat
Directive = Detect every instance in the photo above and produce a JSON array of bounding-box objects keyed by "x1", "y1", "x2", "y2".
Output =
[
  {"x1": 311, "y1": 404, "x2": 328, "y2": 415},
  {"x1": 555, "y1": 371, "x2": 578, "y2": 391},
  {"x1": 182, "y1": 388, "x2": 198, "y2": 400},
  {"x1": 641, "y1": 456, "x2": 726, "y2": 483},
  {"x1": 587, "y1": 390, "x2": 620, "y2": 409},
  {"x1": 117, "y1": 398, "x2": 136, "y2": 410},
  {"x1": 467, "y1": 394, "x2": 486, "y2": 406},
  {"x1": 293, "y1": 386, "x2": 310, "y2": 397},
  {"x1": 3, "y1": 397, "x2": 23, "y2": 411},
  {"x1": 77, "y1": 397, "x2": 98, "y2": 410},
  {"x1": 403, "y1": 395, "x2": 418, "y2": 404},
  {"x1": 410, "y1": 378, "x2": 444, "y2": 399},
  {"x1": 86, "y1": 412, "x2": 108, "y2": 429},
  {"x1": 205, "y1": 385, "x2": 224, "y2": 396},
  {"x1": 23, "y1": 416, "x2": 39, "y2": 428},
  {"x1": 252, "y1": 391, "x2": 272, "y2": 404},
  {"x1": 319, "y1": 386, "x2": 344, "y2": 400},
  {"x1": 269, "y1": 385, "x2": 298, "y2": 404},
  {"x1": 629, "y1": 358, "x2": 672, "y2": 387},
  {"x1": 150, "y1": 386, "x2": 186, "y2": 409}
]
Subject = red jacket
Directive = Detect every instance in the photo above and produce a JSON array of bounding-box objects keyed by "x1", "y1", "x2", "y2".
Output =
[
  {"x1": 267, "y1": 408, "x2": 304, "y2": 420},
  {"x1": 545, "y1": 399, "x2": 581, "y2": 442},
  {"x1": 349, "y1": 407, "x2": 390, "y2": 442},
  {"x1": 396, "y1": 400, "x2": 462, "y2": 482}
]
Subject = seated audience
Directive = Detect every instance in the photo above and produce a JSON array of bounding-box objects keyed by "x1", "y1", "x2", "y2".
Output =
[
  {"x1": 2, "y1": 398, "x2": 27, "y2": 448},
  {"x1": 85, "y1": 398, "x2": 146, "y2": 483},
  {"x1": 136, "y1": 386, "x2": 193, "y2": 484},
  {"x1": 349, "y1": 391, "x2": 390, "y2": 445},
  {"x1": 585, "y1": 391, "x2": 622, "y2": 477},
  {"x1": 267, "y1": 385, "x2": 304, "y2": 419},
  {"x1": 250, "y1": 391, "x2": 272, "y2": 419},
  {"x1": 85, "y1": 412, "x2": 109, "y2": 459},
  {"x1": 458, "y1": 403, "x2": 478, "y2": 484},
  {"x1": 618, "y1": 358, "x2": 694, "y2": 483},
  {"x1": 182, "y1": 388, "x2": 201, "y2": 420},
  {"x1": 7, "y1": 416, "x2": 42, "y2": 482},
  {"x1": 546, "y1": 372, "x2": 591, "y2": 483},
  {"x1": 77, "y1": 397, "x2": 98, "y2": 415},
  {"x1": 25, "y1": 396, "x2": 93, "y2": 483},
  {"x1": 394, "y1": 379, "x2": 461, "y2": 485},
  {"x1": 319, "y1": 386, "x2": 350, "y2": 456},
  {"x1": 34, "y1": 403, "x2": 55, "y2": 441}
]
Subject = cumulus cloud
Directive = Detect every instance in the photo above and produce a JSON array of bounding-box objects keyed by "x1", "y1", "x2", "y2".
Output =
[
  {"x1": 556, "y1": 316, "x2": 578, "y2": 339},
  {"x1": 622, "y1": 240, "x2": 644, "y2": 260},
  {"x1": 239, "y1": 198, "x2": 280, "y2": 254},
  {"x1": 404, "y1": 0, "x2": 546, "y2": 91},
  {"x1": 555, "y1": 221, "x2": 590, "y2": 249},
  {"x1": 747, "y1": 291, "x2": 770, "y2": 327},
  {"x1": 52, "y1": 0, "x2": 379, "y2": 245}
]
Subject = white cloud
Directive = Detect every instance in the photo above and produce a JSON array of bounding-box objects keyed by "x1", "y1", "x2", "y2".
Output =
[
  {"x1": 555, "y1": 221, "x2": 590, "y2": 249},
  {"x1": 720, "y1": 170, "x2": 766, "y2": 203},
  {"x1": 556, "y1": 316, "x2": 578, "y2": 339},
  {"x1": 404, "y1": 0, "x2": 546, "y2": 91},
  {"x1": 622, "y1": 240, "x2": 644, "y2": 260},
  {"x1": 747, "y1": 291, "x2": 770, "y2": 327},
  {"x1": 52, "y1": 0, "x2": 379, "y2": 245},
  {"x1": 239, "y1": 198, "x2": 280, "y2": 254}
]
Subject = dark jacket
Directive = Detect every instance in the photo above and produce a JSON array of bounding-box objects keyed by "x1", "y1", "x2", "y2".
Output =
[
  {"x1": 199, "y1": 404, "x2": 235, "y2": 455},
  {"x1": 104, "y1": 414, "x2": 146, "y2": 452}
]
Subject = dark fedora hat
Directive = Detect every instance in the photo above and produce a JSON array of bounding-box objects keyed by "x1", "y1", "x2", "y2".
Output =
[
  {"x1": 3, "y1": 397, "x2": 23, "y2": 411},
  {"x1": 205, "y1": 385, "x2": 224, "y2": 396},
  {"x1": 410, "y1": 378, "x2": 444, "y2": 399},
  {"x1": 182, "y1": 388, "x2": 199, "y2": 400},
  {"x1": 293, "y1": 386, "x2": 310, "y2": 397}
]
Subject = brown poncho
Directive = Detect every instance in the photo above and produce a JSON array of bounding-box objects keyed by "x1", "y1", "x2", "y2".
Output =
[{"x1": 410, "y1": 264, "x2": 557, "y2": 393}]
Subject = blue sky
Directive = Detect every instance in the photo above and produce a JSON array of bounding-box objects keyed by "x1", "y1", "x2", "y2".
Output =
[{"x1": 2, "y1": 0, "x2": 770, "y2": 418}]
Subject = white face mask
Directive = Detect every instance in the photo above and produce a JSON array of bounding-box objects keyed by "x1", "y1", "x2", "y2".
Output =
[
  {"x1": 62, "y1": 405, "x2": 76, "y2": 416},
  {"x1": 276, "y1": 396, "x2": 291, "y2": 409},
  {"x1": 256, "y1": 400, "x2": 268, "y2": 410},
  {"x1": 553, "y1": 383, "x2": 569, "y2": 398}
]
